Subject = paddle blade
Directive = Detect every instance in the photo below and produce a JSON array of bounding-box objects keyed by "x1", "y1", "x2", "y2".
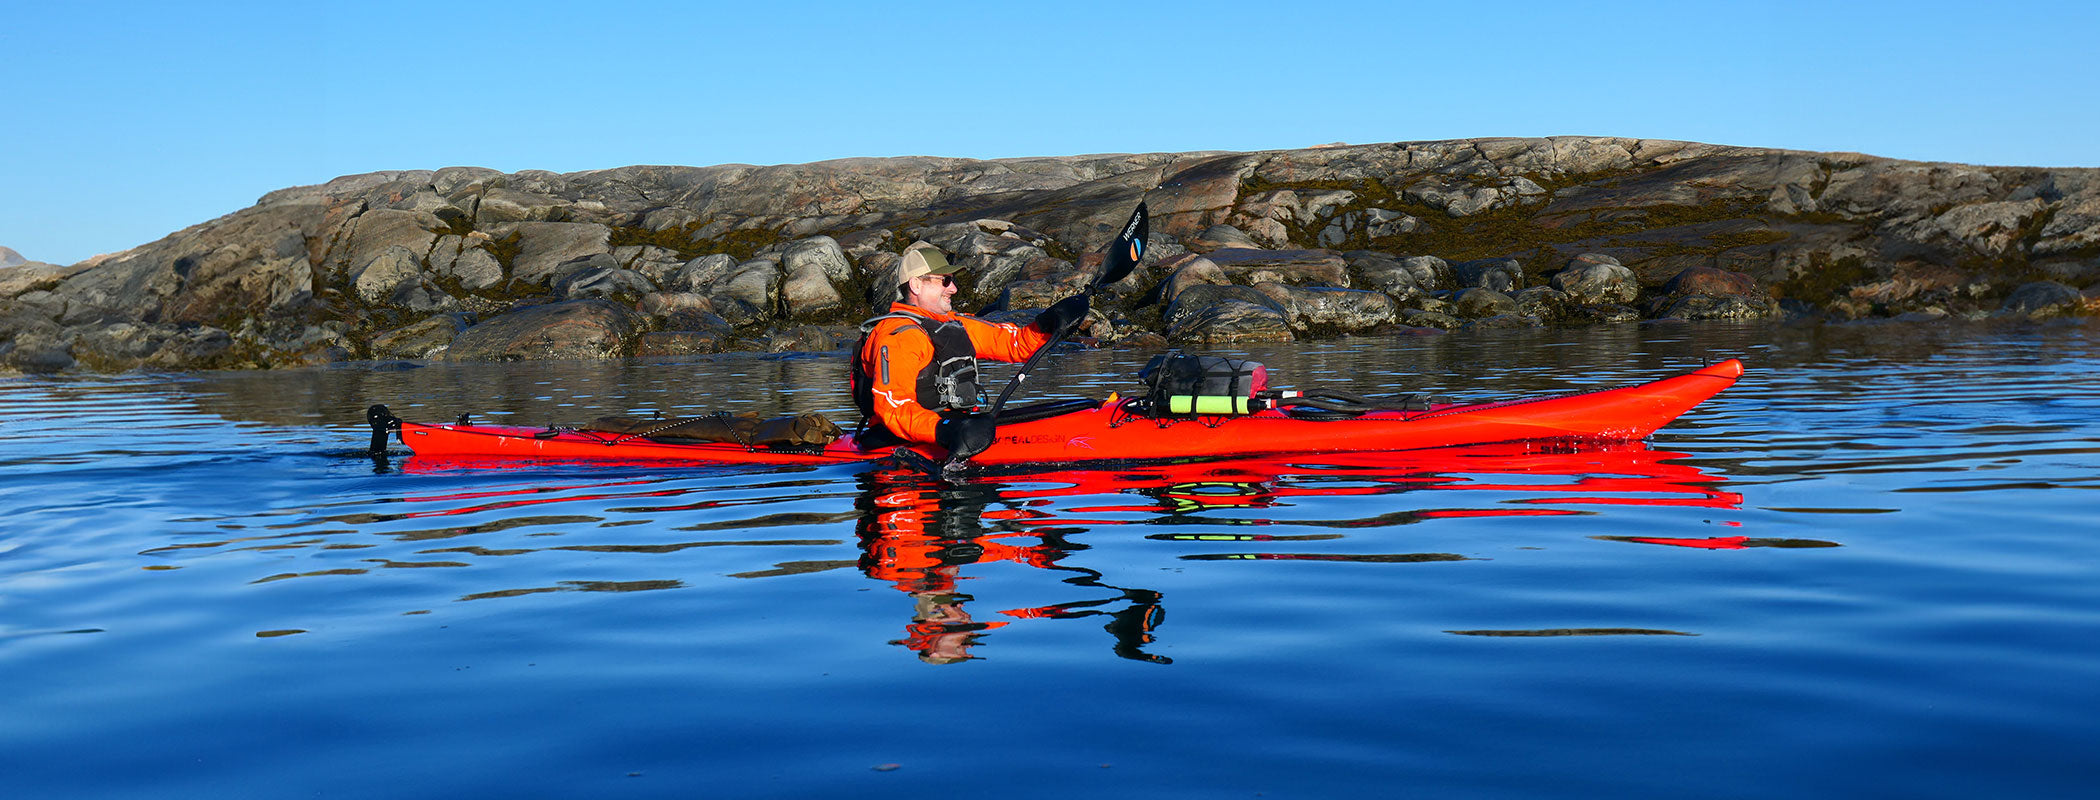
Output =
[{"x1": 1099, "y1": 202, "x2": 1149, "y2": 288}]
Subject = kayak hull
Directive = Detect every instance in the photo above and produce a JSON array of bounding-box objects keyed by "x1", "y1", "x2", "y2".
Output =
[{"x1": 396, "y1": 359, "x2": 1743, "y2": 468}]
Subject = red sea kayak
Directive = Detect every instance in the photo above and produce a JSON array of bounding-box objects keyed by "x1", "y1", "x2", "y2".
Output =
[{"x1": 388, "y1": 359, "x2": 1743, "y2": 469}]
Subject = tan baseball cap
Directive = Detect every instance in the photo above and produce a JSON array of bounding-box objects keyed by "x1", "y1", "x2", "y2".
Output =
[{"x1": 897, "y1": 242, "x2": 962, "y2": 284}]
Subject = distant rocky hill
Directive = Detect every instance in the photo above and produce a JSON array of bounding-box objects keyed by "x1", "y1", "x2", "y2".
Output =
[
  {"x1": 3, "y1": 137, "x2": 2095, "y2": 374},
  {"x1": 0, "y1": 246, "x2": 26, "y2": 268}
]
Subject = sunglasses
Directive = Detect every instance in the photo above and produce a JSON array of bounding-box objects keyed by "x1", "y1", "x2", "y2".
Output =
[{"x1": 918, "y1": 274, "x2": 956, "y2": 287}]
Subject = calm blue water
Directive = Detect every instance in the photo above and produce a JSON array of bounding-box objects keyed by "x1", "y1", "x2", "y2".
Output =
[{"x1": 5, "y1": 320, "x2": 2099, "y2": 798}]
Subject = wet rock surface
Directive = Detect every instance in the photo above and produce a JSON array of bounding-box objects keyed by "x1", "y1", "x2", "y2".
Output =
[
  {"x1": 441, "y1": 300, "x2": 642, "y2": 362},
  {"x1": 6, "y1": 136, "x2": 2098, "y2": 373}
]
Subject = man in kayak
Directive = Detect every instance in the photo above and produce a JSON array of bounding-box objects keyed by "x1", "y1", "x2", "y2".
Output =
[{"x1": 850, "y1": 242, "x2": 1089, "y2": 453}]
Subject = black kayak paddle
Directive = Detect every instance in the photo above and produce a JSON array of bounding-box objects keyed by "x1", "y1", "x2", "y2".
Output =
[{"x1": 938, "y1": 201, "x2": 1149, "y2": 468}]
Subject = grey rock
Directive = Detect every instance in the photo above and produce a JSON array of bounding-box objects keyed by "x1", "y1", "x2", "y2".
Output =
[
  {"x1": 1551, "y1": 253, "x2": 1640, "y2": 305},
  {"x1": 639, "y1": 293, "x2": 732, "y2": 335},
  {"x1": 1454, "y1": 288, "x2": 1519, "y2": 318},
  {"x1": 242, "y1": 319, "x2": 352, "y2": 366},
  {"x1": 1463, "y1": 314, "x2": 1545, "y2": 331},
  {"x1": 432, "y1": 166, "x2": 503, "y2": 195},
  {"x1": 1661, "y1": 265, "x2": 1763, "y2": 299},
  {"x1": 70, "y1": 322, "x2": 233, "y2": 371},
  {"x1": 13, "y1": 289, "x2": 66, "y2": 320},
  {"x1": 1223, "y1": 191, "x2": 1303, "y2": 247},
  {"x1": 1319, "y1": 208, "x2": 1419, "y2": 248},
  {"x1": 436, "y1": 243, "x2": 503, "y2": 291},
  {"x1": 781, "y1": 267, "x2": 845, "y2": 319},
  {"x1": 1163, "y1": 284, "x2": 1288, "y2": 332},
  {"x1": 1840, "y1": 262, "x2": 1977, "y2": 311},
  {"x1": 673, "y1": 254, "x2": 739, "y2": 294},
  {"x1": 1, "y1": 333, "x2": 75, "y2": 373},
  {"x1": 614, "y1": 245, "x2": 688, "y2": 286},
  {"x1": 354, "y1": 245, "x2": 424, "y2": 304},
  {"x1": 1393, "y1": 256, "x2": 1456, "y2": 292},
  {"x1": 2036, "y1": 260, "x2": 2100, "y2": 288},
  {"x1": 1401, "y1": 308, "x2": 1461, "y2": 329},
  {"x1": 859, "y1": 251, "x2": 903, "y2": 306},
  {"x1": 1891, "y1": 308, "x2": 1952, "y2": 322},
  {"x1": 639, "y1": 207, "x2": 703, "y2": 232},
  {"x1": 1934, "y1": 198, "x2": 2047, "y2": 258},
  {"x1": 711, "y1": 259, "x2": 781, "y2": 326},
  {"x1": 637, "y1": 291, "x2": 714, "y2": 318},
  {"x1": 781, "y1": 236, "x2": 854, "y2": 284},
  {"x1": 393, "y1": 190, "x2": 471, "y2": 230},
  {"x1": 0, "y1": 246, "x2": 25, "y2": 268},
  {"x1": 1398, "y1": 176, "x2": 1548, "y2": 217},
  {"x1": 908, "y1": 224, "x2": 1048, "y2": 296},
  {"x1": 781, "y1": 237, "x2": 852, "y2": 319},
  {"x1": 1454, "y1": 258, "x2": 1524, "y2": 293},
  {"x1": 1202, "y1": 248, "x2": 1349, "y2": 287},
  {"x1": 51, "y1": 202, "x2": 326, "y2": 327},
  {"x1": 473, "y1": 187, "x2": 570, "y2": 224},
  {"x1": 635, "y1": 330, "x2": 734, "y2": 357},
  {"x1": 386, "y1": 276, "x2": 458, "y2": 313},
  {"x1": 763, "y1": 325, "x2": 857, "y2": 353},
  {"x1": 2033, "y1": 194, "x2": 2100, "y2": 256},
  {"x1": 1, "y1": 262, "x2": 90, "y2": 298},
  {"x1": 998, "y1": 280, "x2": 1063, "y2": 311},
  {"x1": 0, "y1": 298, "x2": 59, "y2": 341},
  {"x1": 1228, "y1": 189, "x2": 1358, "y2": 247},
  {"x1": 1657, "y1": 294, "x2": 1779, "y2": 320},
  {"x1": 1188, "y1": 224, "x2": 1261, "y2": 250},
  {"x1": 1295, "y1": 190, "x2": 1359, "y2": 222},
  {"x1": 330, "y1": 209, "x2": 439, "y2": 284},
  {"x1": 835, "y1": 229, "x2": 896, "y2": 261},
  {"x1": 1999, "y1": 281, "x2": 2084, "y2": 317},
  {"x1": 1252, "y1": 283, "x2": 1399, "y2": 332},
  {"x1": 1159, "y1": 255, "x2": 1229, "y2": 304},
  {"x1": 498, "y1": 222, "x2": 612, "y2": 286},
  {"x1": 1344, "y1": 251, "x2": 1427, "y2": 302},
  {"x1": 1650, "y1": 266, "x2": 1777, "y2": 319},
  {"x1": 1572, "y1": 304, "x2": 1642, "y2": 323},
  {"x1": 1166, "y1": 299, "x2": 1295, "y2": 344},
  {"x1": 958, "y1": 241, "x2": 1050, "y2": 304},
  {"x1": 1361, "y1": 208, "x2": 1419, "y2": 238},
  {"x1": 371, "y1": 313, "x2": 473, "y2": 359},
  {"x1": 1513, "y1": 286, "x2": 1574, "y2": 323},
  {"x1": 1411, "y1": 295, "x2": 1456, "y2": 315},
  {"x1": 553, "y1": 262, "x2": 654, "y2": 300},
  {"x1": 443, "y1": 299, "x2": 642, "y2": 362}
]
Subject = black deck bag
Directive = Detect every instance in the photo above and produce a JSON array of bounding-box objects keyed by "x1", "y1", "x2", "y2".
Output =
[{"x1": 1139, "y1": 353, "x2": 1268, "y2": 416}]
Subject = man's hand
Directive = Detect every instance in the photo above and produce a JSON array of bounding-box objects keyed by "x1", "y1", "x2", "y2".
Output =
[
  {"x1": 934, "y1": 411, "x2": 997, "y2": 459},
  {"x1": 1030, "y1": 293, "x2": 1091, "y2": 337}
]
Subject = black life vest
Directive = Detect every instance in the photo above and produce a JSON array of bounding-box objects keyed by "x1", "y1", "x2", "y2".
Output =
[{"x1": 851, "y1": 310, "x2": 983, "y2": 424}]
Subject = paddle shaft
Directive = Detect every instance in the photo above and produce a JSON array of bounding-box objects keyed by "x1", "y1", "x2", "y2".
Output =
[
  {"x1": 987, "y1": 203, "x2": 1148, "y2": 419},
  {"x1": 938, "y1": 202, "x2": 1148, "y2": 468},
  {"x1": 986, "y1": 282, "x2": 1099, "y2": 418}
]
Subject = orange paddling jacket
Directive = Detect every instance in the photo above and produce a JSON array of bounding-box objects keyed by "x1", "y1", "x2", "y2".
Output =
[{"x1": 851, "y1": 303, "x2": 1051, "y2": 444}]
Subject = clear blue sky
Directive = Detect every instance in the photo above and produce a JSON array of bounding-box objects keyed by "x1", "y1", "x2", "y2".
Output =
[{"x1": 4, "y1": 0, "x2": 2095, "y2": 266}]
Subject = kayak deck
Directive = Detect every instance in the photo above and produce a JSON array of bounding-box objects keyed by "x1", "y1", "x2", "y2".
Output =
[{"x1": 393, "y1": 359, "x2": 1743, "y2": 468}]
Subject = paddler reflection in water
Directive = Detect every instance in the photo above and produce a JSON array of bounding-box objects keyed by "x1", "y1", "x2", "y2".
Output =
[
  {"x1": 848, "y1": 242, "x2": 1088, "y2": 453},
  {"x1": 855, "y1": 471, "x2": 1171, "y2": 664}
]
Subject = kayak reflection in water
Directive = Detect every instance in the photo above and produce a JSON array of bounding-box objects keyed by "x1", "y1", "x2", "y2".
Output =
[{"x1": 854, "y1": 470, "x2": 1170, "y2": 664}]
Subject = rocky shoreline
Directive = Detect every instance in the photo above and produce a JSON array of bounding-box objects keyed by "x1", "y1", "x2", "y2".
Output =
[{"x1": 3, "y1": 137, "x2": 2097, "y2": 374}]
